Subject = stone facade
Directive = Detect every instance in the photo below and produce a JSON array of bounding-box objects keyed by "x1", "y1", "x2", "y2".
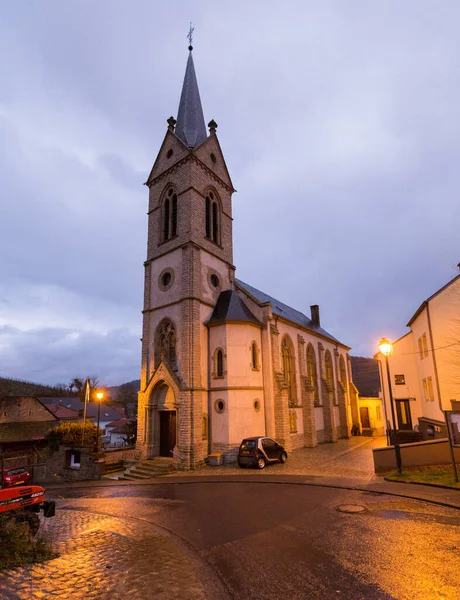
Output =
[
  {"x1": 136, "y1": 49, "x2": 360, "y2": 468},
  {"x1": 44, "y1": 446, "x2": 101, "y2": 482}
]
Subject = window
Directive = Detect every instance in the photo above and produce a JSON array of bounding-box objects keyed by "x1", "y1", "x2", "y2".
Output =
[
  {"x1": 202, "y1": 415, "x2": 208, "y2": 440},
  {"x1": 282, "y1": 336, "x2": 297, "y2": 406},
  {"x1": 205, "y1": 191, "x2": 220, "y2": 244},
  {"x1": 423, "y1": 378, "x2": 428, "y2": 400},
  {"x1": 262, "y1": 438, "x2": 276, "y2": 450},
  {"x1": 216, "y1": 349, "x2": 224, "y2": 377},
  {"x1": 70, "y1": 451, "x2": 81, "y2": 469},
  {"x1": 306, "y1": 343, "x2": 320, "y2": 406},
  {"x1": 427, "y1": 377, "x2": 434, "y2": 401},
  {"x1": 254, "y1": 399, "x2": 261, "y2": 412},
  {"x1": 339, "y1": 355, "x2": 346, "y2": 385},
  {"x1": 214, "y1": 399, "x2": 225, "y2": 414},
  {"x1": 289, "y1": 410, "x2": 297, "y2": 433},
  {"x1": 162, "y1": 187, "x2": 178, "y2": 242},
  {"x1": 422, "y1": 333, "x2": 428, "y2": 357},
  {"x1": 376, "y1": 405, "x2": 382, "y2": 421},
  {"x1": 418, "y1": 337, "x2": 423, "y2": 359},
  {"x1": 251, "y1": 342, "x2": 259, "y2": 370},
  {"x1": 155, "y1": 318, "x2": 177, "y2": 368}
]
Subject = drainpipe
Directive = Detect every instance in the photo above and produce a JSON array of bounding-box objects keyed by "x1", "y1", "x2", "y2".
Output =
[{"x1": 426, "y1": 302, "x2": 443, "y2": 412}]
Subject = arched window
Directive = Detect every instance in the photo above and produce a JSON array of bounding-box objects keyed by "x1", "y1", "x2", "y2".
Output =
[
  {"x1": 216, "y1": 349, "x2": 223, "y2": 377},
  {"x1": 205, "y1": 190, "x2": 220, "y2": 244},
  {"x1": 281, "y1": 336, "x2": 297, "y2": 406},
  {"x1": 202, "y1": 414, "x2": 208, "y2": 440},
  {"x1": 251, "y1": 341, "x2": 258, "y2": 369},
  {"x1": 324, "y1": 350, "x2": 334, "y2": 389},
  {"x1": 306, "y1": 343, "x2": 320, "y2": 406},
  {"x1": 155, "y1": 318, "x2": 176, "y2": 368},
  {"x1": 339, "y1": 355, "x2": 347, "y2": 385},
  {"x1": 162, "y1": 187, "x2": 177, "y2": 242}
]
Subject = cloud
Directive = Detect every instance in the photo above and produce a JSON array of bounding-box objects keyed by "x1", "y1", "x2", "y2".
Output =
[{"x1": 1, "y1": 0, "x2": 460, "y2": 382}]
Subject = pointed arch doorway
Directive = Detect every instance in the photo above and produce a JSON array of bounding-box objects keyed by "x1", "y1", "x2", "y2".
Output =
[{"x1": 149, "y1": 381, "x2": 177, "y2": 459}]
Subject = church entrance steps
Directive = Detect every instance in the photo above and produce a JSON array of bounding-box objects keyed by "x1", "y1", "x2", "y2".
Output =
[{"x1": 118, "y1": 458, "x2": 175, "y2": 481}]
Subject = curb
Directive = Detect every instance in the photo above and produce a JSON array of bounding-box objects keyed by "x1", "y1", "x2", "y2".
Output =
[
  {"x1": 384, "y1": 476, "x2": 460, "y2": 492},
  {"x1": 45, "y1": 474, "x2": 460, "y2": 511}
]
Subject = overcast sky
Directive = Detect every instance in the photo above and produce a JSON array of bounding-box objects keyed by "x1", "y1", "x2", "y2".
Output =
[{"x1": 1, "y1": 1, "x2": 459, "y2": 386}]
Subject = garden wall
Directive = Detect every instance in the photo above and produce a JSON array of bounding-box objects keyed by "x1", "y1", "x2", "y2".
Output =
[{"x1": 373, "y1": 438, "x2": 460, "y2": 472}]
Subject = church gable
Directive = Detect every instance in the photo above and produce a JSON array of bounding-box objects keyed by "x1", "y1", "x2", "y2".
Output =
[
  {"x1": 146, "y1": 129, "x2": 191, "y2": 186},
  {"x1": 193, "y1": 134, "x2": 234, "y2": 191}
]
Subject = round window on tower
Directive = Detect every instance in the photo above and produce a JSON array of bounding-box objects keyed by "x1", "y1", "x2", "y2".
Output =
[
  {"x1": 210, "y1": 153, "x2": 217, "y2": 164},
  {"x1": 166, "y1": 149, "x2": 173, "y2": 159},
  {"x1": 158, "y1": 268, "x2": 175, "y2": 291},
  {"x1": 254, "y1": 400, "x2": 261, "y2": 413},
  {"x1": 214, "y1": 399, "x2": 225, "y2": 414},
  {"x1": 208, "y1": 270, "x2": 221, "y2": 292}
]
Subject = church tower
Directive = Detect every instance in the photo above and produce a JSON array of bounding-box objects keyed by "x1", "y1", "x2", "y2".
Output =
[{"x1": 136, "y1": 44, "x2": 235, "y2": 468}]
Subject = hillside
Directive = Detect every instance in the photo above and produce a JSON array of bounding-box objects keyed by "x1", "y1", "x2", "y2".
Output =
[
  {"x1": 350, "y1": 356, "x2": 381, "y2": 398},
  {"x1": 0, "y1": 377, "x2": 72, "y2": 398}
]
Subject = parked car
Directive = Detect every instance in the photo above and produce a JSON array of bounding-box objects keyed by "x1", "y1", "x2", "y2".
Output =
[
  {"x1": 2, "y1": 467, "x2": 31, "y2": 488},
  {"x1": 237, "y1": 437, "x2": 288, "y2": 469}
]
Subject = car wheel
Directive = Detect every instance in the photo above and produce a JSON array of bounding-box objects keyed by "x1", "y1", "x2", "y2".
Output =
[
  {"x1": 279, "y1": 452, "x2": 288, "y2": 464},
  {"x1": 257, "y1": 457, "x2": 266, "y2": 469}
]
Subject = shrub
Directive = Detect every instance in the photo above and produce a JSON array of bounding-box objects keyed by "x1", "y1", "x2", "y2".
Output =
[
  {"x1": 46, "y1": 421, "x2": 101, "y2": 449},
  {"x1": 0, "y1": 513, "x2": 57, "y2": 570}
]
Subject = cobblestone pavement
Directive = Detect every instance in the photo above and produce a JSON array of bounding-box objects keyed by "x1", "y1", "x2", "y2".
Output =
[
  {"x1": 0, "y1": 505, "x2": 210, "y2": 600},
  {"x1": 169, "y1": 436, "x2": 387, "y2": 480}
]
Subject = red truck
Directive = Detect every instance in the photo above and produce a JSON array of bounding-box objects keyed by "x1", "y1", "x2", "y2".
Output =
[{"x1": 0, "y1": 484, "x2": 55, "y2": 535}]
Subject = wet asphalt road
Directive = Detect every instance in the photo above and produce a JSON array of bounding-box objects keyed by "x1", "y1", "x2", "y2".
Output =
[{"x1": 49, "y1": 481, "x2": 460, "y2": 600}]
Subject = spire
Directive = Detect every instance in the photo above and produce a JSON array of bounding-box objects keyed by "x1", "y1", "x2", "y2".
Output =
[{"x1": 175, "y1": 47, "x2": 207, "y2": 148}]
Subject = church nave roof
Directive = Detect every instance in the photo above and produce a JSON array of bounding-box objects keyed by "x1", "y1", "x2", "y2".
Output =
[{"x1": 235, "y1": 279, "x2": 345, "y2": 346}]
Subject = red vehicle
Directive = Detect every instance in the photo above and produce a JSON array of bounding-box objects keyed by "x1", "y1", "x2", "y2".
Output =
[
  {"x1": 0, "y1": 485, "x2": 55, "y2": 535},
  {"x1": 2, "y1": 466, "x2": 31, "y2": 487}
]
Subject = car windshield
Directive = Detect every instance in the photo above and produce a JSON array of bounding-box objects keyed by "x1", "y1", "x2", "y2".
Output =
[{"x1": 241, "y1": 440, "x2": 257, "y2": 449}]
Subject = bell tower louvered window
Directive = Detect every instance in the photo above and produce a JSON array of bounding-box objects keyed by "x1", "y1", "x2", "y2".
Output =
[
  {"x1": 162, "y1": 187, "x2": 178, "y2": 242},
  {"x1": 205, "y1": 191, "x2": 220, "y2": 244}
]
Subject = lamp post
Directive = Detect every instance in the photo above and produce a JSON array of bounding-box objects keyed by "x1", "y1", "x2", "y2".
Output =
[
  {"x1": 95, "y1": 391, "x2": 103, "y2": 453},
  {"x1": 378, "y1": 337, "x2": 402, "y2": 474}
]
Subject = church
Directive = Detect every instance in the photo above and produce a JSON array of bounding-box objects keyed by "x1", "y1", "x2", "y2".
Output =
[{"x1": 136, "y1": 45, "x2": 361, "y2": 468}]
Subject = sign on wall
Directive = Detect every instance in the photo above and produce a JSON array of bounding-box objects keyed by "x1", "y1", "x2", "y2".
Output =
[{"x1": 394, "y1": 374, "x2": 405, "y2": 385}]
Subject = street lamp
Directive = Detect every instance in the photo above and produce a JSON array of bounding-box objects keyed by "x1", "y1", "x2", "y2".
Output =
[
  {"x1": 378, "y1": 337, "x2": 402, "y2": 474},
  {"x1": 95, "y1": 391, "x2": 103, "y2": 453}
]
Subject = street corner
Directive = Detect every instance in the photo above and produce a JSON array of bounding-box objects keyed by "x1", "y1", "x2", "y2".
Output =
[{"x1": 0, "y1": 507, "x2": 208, "y2": 600}]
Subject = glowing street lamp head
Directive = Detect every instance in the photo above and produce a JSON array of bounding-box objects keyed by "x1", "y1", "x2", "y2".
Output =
[
  {"x1": 96, "y1": 392, "x2": 103, "y2": 401},
  {"x1": 378, "y1": 337, "x2": 393, "y2": 357}
]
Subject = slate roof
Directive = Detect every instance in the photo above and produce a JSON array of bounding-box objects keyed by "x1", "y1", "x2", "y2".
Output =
[
  {"x1": 235, "y1": 279, "x2": 344, "y2": 346},
  {"x1": 0, "y1": 421, "x2": 58, "y2": 443},
  {"x1": 47, "y1": 403, "x2": 81, "y2": 420},
  {"x1": 39, "y1": 398, "x2": 120, "y2": 422},
  {"x1": 175, "y1": 50, "x2": 207, "y2": 148},
  {"x1": 207, "y1": 290, "x2": 261, "y2": 327}
]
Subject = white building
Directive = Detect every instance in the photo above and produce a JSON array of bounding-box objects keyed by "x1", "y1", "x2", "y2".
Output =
[{"x1": 376, "y1": 271, "x2": 460, "y2": 439}]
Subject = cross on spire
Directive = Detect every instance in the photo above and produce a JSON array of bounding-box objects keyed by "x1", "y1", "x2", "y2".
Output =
[{"x1": 187, "y1": 22, "x2": 194, "y2": 51}]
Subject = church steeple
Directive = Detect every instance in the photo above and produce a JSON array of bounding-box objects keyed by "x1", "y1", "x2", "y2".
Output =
[{"x1": 175, "y1": 47, "x2": 207, "y2": 148}]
